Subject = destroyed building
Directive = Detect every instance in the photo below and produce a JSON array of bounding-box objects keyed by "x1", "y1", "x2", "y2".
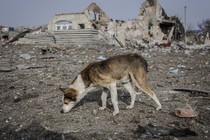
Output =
[
  {"x1": 10, "y1": 0, "x2": 184, "y2": 47},
  {"x1": 139, "y1": 0, "x2": 182, "y2": 41},
  {"x1": 121, "y1": 0, "x2": 184, "y2": 47},
  {"x1": 47, "y1": 3, "x2": 111, "y2": 45},
  {"x1": 47, "y1": 0, "x2": 184, "y2": 47}
]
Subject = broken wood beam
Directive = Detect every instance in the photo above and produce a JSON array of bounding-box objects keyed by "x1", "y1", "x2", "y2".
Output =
[
  {"x1": 114, "y1": 37, "x2": 125, "y2": 48},
  {"x1": 173, "y1": 88, "x2": 210, "y2": 94}
]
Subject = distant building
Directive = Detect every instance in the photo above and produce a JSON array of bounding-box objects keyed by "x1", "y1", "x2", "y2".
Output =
[{"x1": 0, "y1": 26, "x2": 15, "y2": 42}]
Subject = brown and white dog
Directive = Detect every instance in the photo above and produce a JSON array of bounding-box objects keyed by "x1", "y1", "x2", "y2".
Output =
[{"x1": 60, "y1": 53, "x2": 161, "y2": 115}]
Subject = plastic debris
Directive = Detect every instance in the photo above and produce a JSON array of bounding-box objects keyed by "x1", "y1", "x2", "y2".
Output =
[
  {"x1": 19, "y1": 54, "x2": 31, "y2": 60},
  {"x1": 169, "y1": 67, "x2": 179, "y2": 76},
  {"x1": 97, "y1": 56, "x2": 107, "y2": 61}
]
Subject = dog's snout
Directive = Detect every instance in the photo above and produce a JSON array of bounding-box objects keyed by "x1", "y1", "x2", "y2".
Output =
[{"x1": 60, "y1": 109, "x2": 64, "y2": 113}]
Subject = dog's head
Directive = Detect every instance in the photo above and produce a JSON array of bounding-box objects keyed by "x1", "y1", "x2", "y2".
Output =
[{"x1": 59, "y1": 87, "x2": 78, "y2": 113}]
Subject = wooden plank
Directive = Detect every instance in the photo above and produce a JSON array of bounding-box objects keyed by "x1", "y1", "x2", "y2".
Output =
[{"x1": 173, "y1": 88, "x2": 210, "y2": 94}]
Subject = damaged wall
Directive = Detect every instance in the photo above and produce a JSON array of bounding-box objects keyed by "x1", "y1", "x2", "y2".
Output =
[
  {"x1": 48, "y1": 13, "x2": 93, "y2": 32},
  {"x1": 48, "y1": 3, "x2": 111, "y2": 32},
  {"x1": 139, "y1": 0, "x2": 165, "y2": 40},
  {"x1": 112, "y1": 0, "x2": 184, "y2": 47},
  {"x1": 84, "y1": 2, "x2": 110, "y2": 23},
  {"x1": 47, "y1": 3, "x2": 112, "y2": 45}
]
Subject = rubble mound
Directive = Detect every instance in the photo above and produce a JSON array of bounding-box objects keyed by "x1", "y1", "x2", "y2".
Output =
[{"x1": 0, "y1": 42, "x2": 210, "y2": 139}]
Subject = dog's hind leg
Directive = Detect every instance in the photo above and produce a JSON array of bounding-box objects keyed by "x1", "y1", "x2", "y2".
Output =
[
  {"x1": 99, "y1": 87, "x2": 109, "y2": 111},
  {"x1": 131, "y1": 73, "x2": 162, "y2": 110},
  {"x1": 123, "y1": 82, "x2": 136, "y2": 109}
]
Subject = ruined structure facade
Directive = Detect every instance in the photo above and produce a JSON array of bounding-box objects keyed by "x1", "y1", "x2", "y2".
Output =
[
  {"x1": 45, "y1": 0, "x2": 184, "y2": 46},
  {"x1": 139, "y1": 0, "x2": 167, "y2": 40},
  {"x1": 48, "y1": 13, "x2": 92, "y2": 31},
  {"x1": 121, "y1": 0, "x2": 184, "y2": 47},
  {"x1": 47, "y1": 3, "x2": 112, "y2": 44},
  {"x1": 48, "y1": 3, "x2": 111, "y2": 32}
]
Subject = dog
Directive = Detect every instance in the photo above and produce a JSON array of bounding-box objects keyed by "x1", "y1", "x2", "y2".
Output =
[{"x1": 60, "y1": 53, "x2": 162, "y2": 115}]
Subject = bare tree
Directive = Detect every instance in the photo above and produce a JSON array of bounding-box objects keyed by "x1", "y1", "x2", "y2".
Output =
[
  {"x1": 198, "y1": 18, "x2": 210, "y2": 35},
  {"x1": 186, "y1": 23, "x2": 198, "y2": 45},
  {"x1": 186, "y1": 23, "x2": 194, "y2": 32}
]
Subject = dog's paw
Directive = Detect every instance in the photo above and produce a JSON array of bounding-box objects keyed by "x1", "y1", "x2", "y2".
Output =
[
  {"x1": 126, "y1": 105, "x2": 134, "y2": 109},
  {"x1": 113, "y1": 111, "x2": 119, "y2": 116},
  {"x1": 99, "y1": 107, "x2": 106, "y2": 111},
  {"x1": 156, "y1": 105, "x2": 162, "y2": 111}
]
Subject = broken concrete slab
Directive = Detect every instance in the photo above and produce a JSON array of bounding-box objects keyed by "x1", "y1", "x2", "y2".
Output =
[
  {"x1": 15, "y1": 32, "x2": 56, "y2": 45},
  {"x1": 175, "y1": 108, "x2": 198, "y2": 118},
  {"x1": 19, "y1": 54, "x2": 31, "y2": 60},
  {"x1": 0, "y1": 66, "x2": 13, "y2": 72},
  {"x1": 16, "y1": 64, "x2": 30, "y2": 70},
  {"x1": 16, "y1": 64, "x2": 48, "y2": 70}
]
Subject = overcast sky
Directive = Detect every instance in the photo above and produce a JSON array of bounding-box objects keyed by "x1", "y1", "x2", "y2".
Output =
[{"x1": 0, "y1": 0, "x2": 209, "y2": 30}]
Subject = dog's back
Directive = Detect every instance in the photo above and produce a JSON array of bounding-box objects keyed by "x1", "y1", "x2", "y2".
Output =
[{"x1": 81, "y1": 53, "x2": 148, "y2": 86}]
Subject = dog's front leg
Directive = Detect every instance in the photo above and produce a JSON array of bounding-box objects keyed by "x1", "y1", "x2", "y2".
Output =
[
  {"x1": 99, "y1": 88, "x2": 108, "y2": 111},
  {"x1": 109, "y1": 83, "x2": 119, "y2": 116}
]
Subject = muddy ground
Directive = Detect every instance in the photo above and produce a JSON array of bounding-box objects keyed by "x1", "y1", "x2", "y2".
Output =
[{"x1": 0, "y1": 42, "x2": 210, "y2": 140}]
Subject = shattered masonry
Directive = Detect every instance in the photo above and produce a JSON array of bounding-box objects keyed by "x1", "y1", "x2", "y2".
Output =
[
  {"x1": 1, "y1": 0, "x2": 190, "y2": 46},
  {"x1": 47, "y1": 0, "x2": 185, "y2": 47}
]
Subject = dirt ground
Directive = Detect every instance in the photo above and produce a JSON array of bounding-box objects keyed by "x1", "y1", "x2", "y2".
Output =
[{"x1": 0, "y1": 42, "x2": 210, "y2": 140}]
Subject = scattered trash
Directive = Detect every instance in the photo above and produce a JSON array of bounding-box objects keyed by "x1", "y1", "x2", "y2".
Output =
[
  {"x1": 168, "y1": 63, "x2": 186, "y2": 77},
  {"x1": 14, "y1": 96, "x2": 21, "y2": 103},
  {"x1": 4, "y1": 45, "x2": 10, "y2": 48},
  {"x1": 19, "y1": 53, "x2": 31, "y2": 60},
  {"x1": 92, "y1": 109, "x2": 98, "y2": 116},
  {"x1": 97, "y1": 56, "x2": 107, "y2": 61},
  {"x1": 184, "y1": 50, "x2": 192, "y2": 56},
  {"x1": 207, "y1": 106, "x2": 210, "y2": 111},
  {"x1": 175, "y1": 108, "x2": 198, "y2": 118},
  {"x1": 177, "y1": 64, "x2": 186, "y2": 68},
  {"x1": 135, "y1": 123, "x2": 197, "y2": 138},
  {"x1": 169, "y1": 67, "x2": 179, "y2": 76},
  {"x1": 0, "y1": 66, "x2": 13, "y2": 72},
  {"x1": 15, "y1": 125, "x2": 23, "y2": 132}
]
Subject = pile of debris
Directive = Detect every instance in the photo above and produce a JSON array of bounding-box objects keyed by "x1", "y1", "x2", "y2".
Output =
[{"x1": 14, "y1": 32, "x2": 55, "y2": 45}]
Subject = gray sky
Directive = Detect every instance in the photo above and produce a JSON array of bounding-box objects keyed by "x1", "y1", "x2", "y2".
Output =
[{"x1": 0, "y1": 0, "x2": 209, "y2": 30}]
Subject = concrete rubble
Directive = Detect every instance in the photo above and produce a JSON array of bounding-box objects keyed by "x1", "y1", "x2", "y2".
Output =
[
  {"x1": 1, "y1": 40, "x2": 210, "y2": 139},
  {"x1": 15, "y1": 32, "x2": 55, "y2": 45},
  {"x1": 175, "y1": 108, "x2": 198, "y2": 118},
  {"x1": 0, "y1": 0, "x2": 210, "y2": 139}
]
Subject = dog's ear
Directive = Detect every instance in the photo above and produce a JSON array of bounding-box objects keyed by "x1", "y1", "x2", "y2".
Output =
[
  {"x1": 59, "y1": 87, "x2": 69, "y2": 94},
  {"x1": 59, "y1": 87, "x2": 78, "y2": 97}
]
